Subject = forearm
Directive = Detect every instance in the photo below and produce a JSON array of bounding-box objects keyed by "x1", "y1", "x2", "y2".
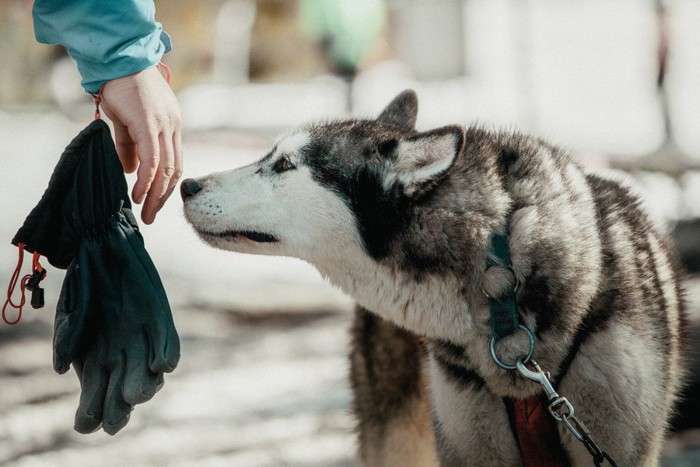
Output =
[{"x1": 32, "y1": 0, "x2": 171, "y2": 93}]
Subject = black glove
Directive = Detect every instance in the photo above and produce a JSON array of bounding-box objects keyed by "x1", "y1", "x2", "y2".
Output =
[
  {"x1": 13, "y1": 120, "x2": 180, "y2": 434},
  {"x1": 55, "y1": 218, "x2": 179, "y2": 434}
]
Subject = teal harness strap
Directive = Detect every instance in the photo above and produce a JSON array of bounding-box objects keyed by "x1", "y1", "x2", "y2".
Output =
[{"x1": 487, "y1": 223, "x2": 520, "y2": 341}]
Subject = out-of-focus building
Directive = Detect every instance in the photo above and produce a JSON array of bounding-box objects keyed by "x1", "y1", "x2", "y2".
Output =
[
  {"x1": 2, "y1": 0, "x2": 700, "y2": 169},
  {"x1": 0, "y1": 0, "x2": 53, "y2": 105}
]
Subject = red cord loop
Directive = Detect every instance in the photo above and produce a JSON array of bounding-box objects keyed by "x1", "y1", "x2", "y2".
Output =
[
  {"x1": 157, "y1": 61, "x2": 172, "y2": 85},
  {"x1": 3, "y1": 244, "x2": 46, "y2": 325},
  {"x1": 92, "y1": 84, "x2": 105, "y2": 121},
  {"x1": 3, "y1": 243, "x2": 27, "y2": 325}
]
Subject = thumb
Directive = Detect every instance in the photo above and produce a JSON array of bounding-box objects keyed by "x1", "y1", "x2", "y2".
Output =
[{"x1": 113, "y1": 124, "x2": 138, "y2": 174}]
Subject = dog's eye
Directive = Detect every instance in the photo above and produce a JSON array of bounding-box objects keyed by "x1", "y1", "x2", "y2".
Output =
[{"x1": 272, "y1": 156, "x2": 295, "y2": 173}]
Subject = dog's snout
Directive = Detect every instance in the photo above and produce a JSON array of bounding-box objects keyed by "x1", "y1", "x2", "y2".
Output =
[{"x1": 180, "y1": 178, "x2": 203, "y2": 200}]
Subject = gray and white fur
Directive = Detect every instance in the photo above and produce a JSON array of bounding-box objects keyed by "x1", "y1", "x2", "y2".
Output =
[{"x1": 182, "y1": 90, "x2": 688, "y2": 466}]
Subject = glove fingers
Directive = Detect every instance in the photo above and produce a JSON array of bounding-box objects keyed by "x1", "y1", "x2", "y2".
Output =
[
  {"x1": 123, "y1": 335, "x2": 160, "y2": 405},
  {"x1": 102, "y1": 354, "x2": 133, "y2": 435},
  {"x1": 117, "y1": 220, "x2": 180, "y2": 374},
  {"x1": 155, "y1": 372, "x2": 165, "y2": 392},
  {"x1": 73, "y1": 354, "x2": 108, "y2": 434},
  {"x1": 148, "y1": 323, "x2": 180, "y2": 374},
  {"x1": 118, "y1": 221, "x2": 181, "y2": 373}
]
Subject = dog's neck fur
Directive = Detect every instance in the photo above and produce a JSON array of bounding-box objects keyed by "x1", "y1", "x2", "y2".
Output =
[
  {"x1": 312, "y1": 212, "x2": 549, "y2": 401},
  {"x1": 316, "y1": 253, "x2": 480, "y2": 344}
]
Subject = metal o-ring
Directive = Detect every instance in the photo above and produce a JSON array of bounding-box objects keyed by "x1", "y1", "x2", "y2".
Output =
[
  {"x1": 489, "y1": 324, "x2": 536, "y2": 370},
  {"x1": 481, "y1": 266, "x2": 520, "y2": 300}
]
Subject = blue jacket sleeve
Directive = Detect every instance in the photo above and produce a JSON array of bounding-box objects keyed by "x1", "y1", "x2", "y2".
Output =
[{"x1": 33, "y1": 0, "x2": 172, "y2": 93}]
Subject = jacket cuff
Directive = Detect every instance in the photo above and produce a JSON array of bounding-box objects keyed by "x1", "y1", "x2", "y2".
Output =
[
  {"x1": 73, "y1": 28, "x2": 172, "y2": 94},
  {"x1": 33, "y1": 0, "x2": 172, "y2": 94}
]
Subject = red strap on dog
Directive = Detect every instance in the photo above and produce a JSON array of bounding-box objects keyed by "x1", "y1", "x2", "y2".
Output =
[
  {"x1": 3, "y1": 243, "x2": 46, "y2": 325},
  {"x1": 506, "y1": 395, "x2": 571, "y2": 467}
]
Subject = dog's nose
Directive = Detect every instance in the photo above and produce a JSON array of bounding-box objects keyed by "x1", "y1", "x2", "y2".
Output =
[{"x1": 180, "y1": 178, "x2": 203, "y2": 200}]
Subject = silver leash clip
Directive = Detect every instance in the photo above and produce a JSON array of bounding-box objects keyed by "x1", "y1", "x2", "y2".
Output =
[
  {"x1": 515, "y1": 358, "x2": 558, "y2": 401},
  {"x1": 515, "y1": 358, "x2": 585, "y2": 442},
  {"x1": 513, "y1": 357, "x2": 617, "y2": 465}
]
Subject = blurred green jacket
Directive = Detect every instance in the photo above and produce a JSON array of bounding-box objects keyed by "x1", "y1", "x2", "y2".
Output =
[{"x1": 33, "y1": 0, "x2": 171, "y2": 93}]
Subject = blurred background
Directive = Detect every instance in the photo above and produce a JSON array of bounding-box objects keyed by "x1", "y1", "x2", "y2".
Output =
[{"x1": 1, "y1": 0, "x2": 700, "y2": 465}]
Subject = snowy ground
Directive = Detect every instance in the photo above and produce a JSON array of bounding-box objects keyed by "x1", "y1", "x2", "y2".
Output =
[{"x1": 0, "y1": 111, "x2": 699, "y2": 466}]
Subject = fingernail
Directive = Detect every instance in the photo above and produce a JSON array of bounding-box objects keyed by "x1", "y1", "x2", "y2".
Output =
[{"x1": 136, "y1": 194, "x2": 146, "y2": 204}]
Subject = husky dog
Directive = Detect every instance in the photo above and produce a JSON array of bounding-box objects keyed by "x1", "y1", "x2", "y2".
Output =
[{"x1": 182, "y1": 91, "x2": 687, "y2": 466}]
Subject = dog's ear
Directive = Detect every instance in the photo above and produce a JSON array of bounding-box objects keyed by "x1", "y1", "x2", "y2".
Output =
[
  {"x1": 377, "y1": 90, "x2": 418, "y2": 131},
  {"x1": 383, "y1": 125, "x2": 465, "y2": 196}
]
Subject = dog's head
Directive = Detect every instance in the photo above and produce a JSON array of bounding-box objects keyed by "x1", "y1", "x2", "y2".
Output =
[{"x1": 182, "y1": 90, "x2": 465, "y2": 264}]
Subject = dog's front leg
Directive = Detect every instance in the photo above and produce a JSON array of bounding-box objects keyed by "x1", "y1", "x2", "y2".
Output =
[{"x1": 349, "y1": 306, "x2": 439, "y2": 467}]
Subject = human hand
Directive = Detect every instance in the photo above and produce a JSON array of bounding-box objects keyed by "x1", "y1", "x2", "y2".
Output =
[{"x1": 100, "y1": 66, "x2": 183, "y2": 224}]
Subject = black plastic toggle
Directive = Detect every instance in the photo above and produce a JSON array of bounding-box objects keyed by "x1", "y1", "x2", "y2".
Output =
[
  {"x1": 26, "y1": 269, "x2": 47, "y2": 310},
  {"x1": 25, "y1": 269, "x2": 46, "y2": 291},
  {"x1": 30, "y1": 287, "x2": 45, "y2": 309}
]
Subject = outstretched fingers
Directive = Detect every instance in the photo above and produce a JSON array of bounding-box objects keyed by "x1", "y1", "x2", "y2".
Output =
[
  {"x1": 140, "y1": 126, "x2": 182, "y2": 224},
  {"x1": 113, "y1": 124, "x2": 138, "y2": 173},
  {"x1": 131, "y1": 130, "x2": 160, "y2": 210}
]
